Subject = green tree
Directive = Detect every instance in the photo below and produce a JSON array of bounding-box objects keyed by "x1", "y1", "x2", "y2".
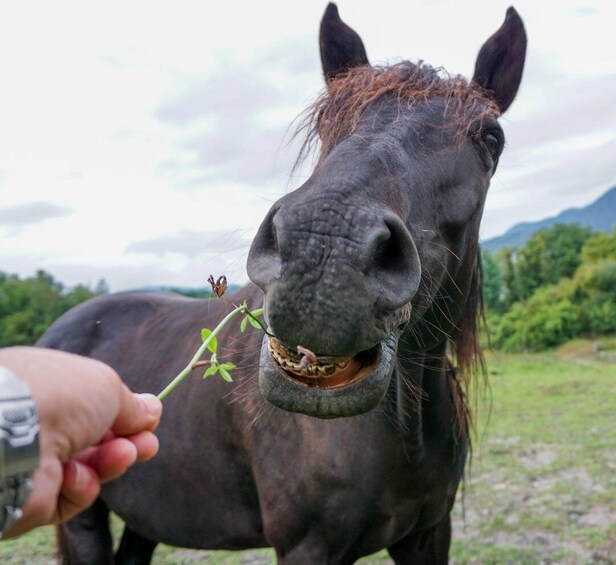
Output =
[
  {"x1": 491, "y1": 244, "x2": 616, "y2": 352},
  {"x1": 481, "y1": 248, "x2": 504, "y2": 313},
  {"x1": 574, "y1": 259, "x2": 616, "y2": 335},
  {"x1": 0, "y1": 270, "x2": 105, "y2": 346},
  {"x1": 515, "y1": 223, "x2": 593, "y2": 300},
  {"x1": 495, "y1": 246, "x2": 522, "y2": 309},
  {"x1": 580, "y1": 228, "x2": 616, "y2": 263}
]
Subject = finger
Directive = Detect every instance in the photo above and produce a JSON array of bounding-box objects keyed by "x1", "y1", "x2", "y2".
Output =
[
  {"x1": 72, "y1": 438, "x2": 138, "y2": 483},
  {"x1": 125, "y1": 430, "x2": 160, "y2": 462},
  {"x1": 111, "y1": 392, "x2": 162, "y2": 436},
  {"x1": 56, "y1": 460, "x2": 101, "y2": 523}
]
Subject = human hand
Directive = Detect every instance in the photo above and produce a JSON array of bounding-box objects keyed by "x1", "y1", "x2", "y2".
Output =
[{"x1": 0, "y1": 346, "x2": 162, "y2": 538}]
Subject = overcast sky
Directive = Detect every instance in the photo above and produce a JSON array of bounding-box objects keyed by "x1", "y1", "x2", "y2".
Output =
[{"x1": 0, "y1": 0, "x2": 614, "y2": 291}]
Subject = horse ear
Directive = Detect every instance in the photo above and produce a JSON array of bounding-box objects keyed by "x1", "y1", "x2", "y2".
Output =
[
  {"x1": 472, "y1": 7, "x2": 527, "y2": 113},
  {"x1": 319, "y1": 3, "x2": 369, "y2": 82}
]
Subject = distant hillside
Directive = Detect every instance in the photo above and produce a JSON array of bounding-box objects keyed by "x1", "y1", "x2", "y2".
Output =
[{"x1": 482, "y1": 185, "x2": 616, "y2": 252}]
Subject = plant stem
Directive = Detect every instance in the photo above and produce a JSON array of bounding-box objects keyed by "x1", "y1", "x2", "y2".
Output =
[{"x1": 157, "y1": 304, "x2": 248, "y2": 400}]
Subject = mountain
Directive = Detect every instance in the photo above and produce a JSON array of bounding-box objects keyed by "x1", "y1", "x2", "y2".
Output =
[{"x1": 482, "y1": 185, "x2": 616, "y2": 252}]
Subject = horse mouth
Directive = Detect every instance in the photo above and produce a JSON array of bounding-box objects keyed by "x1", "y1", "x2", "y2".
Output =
[
  {"x1": 267, "y1": 338, "x2": 378, "y2": 389},
  {"x1": 258, "y1": 332, "x2": 399, "y2": 418}
]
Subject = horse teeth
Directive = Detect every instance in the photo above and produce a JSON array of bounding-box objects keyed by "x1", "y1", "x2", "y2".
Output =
[{"x1": 268, "y1": 339, "x2": 353, "y2": 380}]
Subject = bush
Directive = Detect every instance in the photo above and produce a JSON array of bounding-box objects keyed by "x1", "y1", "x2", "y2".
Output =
[{"x1": 492, "y1": 281, "x2": 581, "y2": 352}]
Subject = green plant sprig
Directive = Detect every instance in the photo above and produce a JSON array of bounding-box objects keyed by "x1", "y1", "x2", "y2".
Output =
[{"x1": 157, "y1": 301, "x2": 264, "y2": 400}]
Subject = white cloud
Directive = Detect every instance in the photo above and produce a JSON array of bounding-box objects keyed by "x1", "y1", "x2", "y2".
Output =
[{"x1": 0, "y1": 0, "x2": 614, "y2": 290}]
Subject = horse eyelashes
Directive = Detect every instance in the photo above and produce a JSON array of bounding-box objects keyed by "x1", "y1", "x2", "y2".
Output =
[{"x1": 482, "y1": 131, "x2": 504, "y2": 160}]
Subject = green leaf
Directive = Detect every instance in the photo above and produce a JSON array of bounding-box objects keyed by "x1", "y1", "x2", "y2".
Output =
[
  {"x1": 200, "y1": 328, "x2": 218, "y2": 353},
  {"x1": 250, "y1": 308, "x2": 264, "y2": 317},
  {"x1": 202, "y1": 365, "x2": 219, "y2": 379},
  {"x1": 248, "y1": 316, "x2": 263, "y2": 330},
  {"x1": 219, "y1": 368, "x2": 233, "y2": 382},
  {"x1": 240, "y1": 316, "x2": 248, "y2": 333},
  {"x1": 219, "y1": 363, "x2": 236, "y2": 371}
]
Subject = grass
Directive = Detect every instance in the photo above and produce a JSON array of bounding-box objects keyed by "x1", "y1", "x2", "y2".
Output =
[
  {"x1": 449, "y1": 339, "x2": 616, "y2": 564},
  {"x1": 3, "y1": 338, "x2": 615, "y2": 564}
]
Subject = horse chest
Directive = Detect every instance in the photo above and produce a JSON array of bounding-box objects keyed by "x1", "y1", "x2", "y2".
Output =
[{"x1": 249, "y1": 414, "x2": 456, "y2": 551}]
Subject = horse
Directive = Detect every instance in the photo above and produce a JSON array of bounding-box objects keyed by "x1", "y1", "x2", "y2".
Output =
[{"x1": 40, "y1": 4, "x2": 526, "y2": 563}]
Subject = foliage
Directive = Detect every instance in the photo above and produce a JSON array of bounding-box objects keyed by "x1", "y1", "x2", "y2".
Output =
[
  {"x1": 157, "y1": 303, "x2": 265, "y2": 400},
  {"x1": 514, "y1": 223, "x2": 592, "y2": 300},
  {"x1": 0, "y1": 270, "x2": 106, "y2": 346},
  {"x1": 491, "y1": 280, "x2": 580, "y2": 351},
  {"x1": 480, "y1": 249, "x2": 504, "y2": 313},
  {"x1": 580, "y1": 229, "x2": 616, "y2": 263},
  {"x1": 483, "y1": 225, "x2": 616, "y2": 352}
]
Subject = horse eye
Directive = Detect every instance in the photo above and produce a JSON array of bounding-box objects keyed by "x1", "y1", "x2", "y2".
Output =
[{"x1": 482, "y1": 131, "x2": 503, "y2": 159}]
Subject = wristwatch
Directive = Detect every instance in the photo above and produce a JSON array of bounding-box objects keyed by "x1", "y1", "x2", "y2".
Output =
[{"x1": 0, "y1": 366, "x2": 40, "y2": 538}]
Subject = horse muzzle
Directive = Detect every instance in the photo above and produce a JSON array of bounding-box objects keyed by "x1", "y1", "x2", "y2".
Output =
[{"x1": 258, "y1": 330, "x2": 400, "y2": 418}]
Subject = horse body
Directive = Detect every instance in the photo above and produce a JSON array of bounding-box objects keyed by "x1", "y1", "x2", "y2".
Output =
[
  {"x1": 40, "y1": 4, "x2": 526, "y2": 563},
  {"x1": 45, "y1": 286, "x2": 461, "y2": 562}
]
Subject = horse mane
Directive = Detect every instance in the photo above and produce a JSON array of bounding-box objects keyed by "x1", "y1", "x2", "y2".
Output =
[
  {"x1": 294, "y1": 60, "x2": 499, "y2": 168},
  {"x1": 450, "y1": 247, "x2": 487, "y2": 442}
]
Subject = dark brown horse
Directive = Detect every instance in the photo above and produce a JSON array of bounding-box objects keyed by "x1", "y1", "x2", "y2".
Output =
[{"x1": 40, "y1": 4, "x2": 526, "y2": 563}]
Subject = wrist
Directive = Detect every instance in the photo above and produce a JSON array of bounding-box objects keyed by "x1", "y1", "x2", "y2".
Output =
[{"x1": 0, "y1": 365, "x2": 40, "y2": 538}]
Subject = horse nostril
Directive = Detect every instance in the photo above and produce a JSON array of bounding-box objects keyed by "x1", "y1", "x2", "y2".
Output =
[
  {"x1": 366, "y1": 214, "x2": 421, "y2": 310},
  {"x1": 247, "y1": 207, "x2": 282, "y2": 290},
  {"x1": 372, "y1": 225, "x2": 404, "y2": 275}
]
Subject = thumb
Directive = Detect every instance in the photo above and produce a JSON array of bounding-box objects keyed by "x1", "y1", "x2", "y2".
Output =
[{"x1": 111, "y1": 390, "x2": 162, "y2": 436}]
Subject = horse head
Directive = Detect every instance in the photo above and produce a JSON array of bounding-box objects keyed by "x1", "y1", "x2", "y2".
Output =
[{"x1": 248, "y1": 3, "x2": 526, "y2": 418}]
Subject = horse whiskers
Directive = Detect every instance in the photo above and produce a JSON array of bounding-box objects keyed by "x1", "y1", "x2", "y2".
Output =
[
  {"x1": 411, "y1": 315, "x2": 450, "y2": 342},
  {"x1": 247, "y1": 403, "x2": 270, "y2": 430},
  {"x1": 429, "y1": 254, "x2": 464, "y2": 297},
  {"x1": 412, "y1": 237, "x2": 461, "y2": 260},
  {"x1": 396, "y1": 354, "x2": 446, "y2": 373}
]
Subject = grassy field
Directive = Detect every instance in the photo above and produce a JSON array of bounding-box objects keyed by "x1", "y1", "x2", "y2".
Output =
[{"x1": 2, "y1": 339, "x2": 615, "y2": 564}]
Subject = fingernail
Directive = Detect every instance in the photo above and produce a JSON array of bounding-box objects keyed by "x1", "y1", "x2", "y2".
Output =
[
  {"x1": 138, "y1": 393, "x2": 162, "y2": 417},
  {"x1": 69, "y1": 460, "x2": 88, "y2": 488}
]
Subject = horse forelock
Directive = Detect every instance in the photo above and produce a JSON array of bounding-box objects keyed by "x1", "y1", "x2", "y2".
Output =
[{"x1": 294, "y1": 60, "x2": 500, "y2": 168}]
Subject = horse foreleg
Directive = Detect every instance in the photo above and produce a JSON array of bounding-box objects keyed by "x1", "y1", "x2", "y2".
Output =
[
  {"x1": 272, "y1": 531, "x2": 344, "y2": 565},
  {"x1": 114, "y1": 526, "x2": 157, "y2": 564},
  {"x1": 387, "y1": 514, "x2": 451, "y2": 565},
  {"x1": 57, "y1": 498, "x2": 114, "y2": 565}
]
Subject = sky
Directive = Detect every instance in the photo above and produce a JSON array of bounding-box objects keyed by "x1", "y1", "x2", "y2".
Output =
[{"x1": 0, "y1": 0, "x2": 614, "y2": 291}]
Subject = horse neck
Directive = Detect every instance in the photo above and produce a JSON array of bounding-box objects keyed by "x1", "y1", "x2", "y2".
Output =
[{"x1": 393, "y1": 337, "x2": 450, "y2": 454}]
